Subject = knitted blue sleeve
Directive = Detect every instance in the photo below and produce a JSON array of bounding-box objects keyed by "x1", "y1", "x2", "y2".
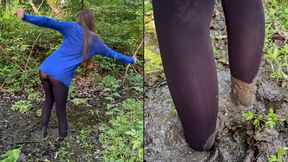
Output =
[
  {"x1": 97, "y1": 39, "x2": 135, "y2": 64},
  {"x1": 22, "y1": 13, "x2": 73, "y2": 34}
]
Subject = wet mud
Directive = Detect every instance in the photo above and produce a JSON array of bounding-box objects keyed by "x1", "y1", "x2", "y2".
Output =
[{"x1": 144, "y1": 1, "x2": 288, "y2": 161}]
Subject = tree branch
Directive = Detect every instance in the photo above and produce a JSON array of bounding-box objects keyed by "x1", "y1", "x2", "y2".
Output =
[{"x1": 122, "y1": 39, "x2": 143, "y2": 85}]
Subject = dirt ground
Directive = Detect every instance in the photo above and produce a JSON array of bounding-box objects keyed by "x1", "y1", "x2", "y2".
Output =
[{"x1": 144, "y1": 1, "x2": 288, "y2": 161}]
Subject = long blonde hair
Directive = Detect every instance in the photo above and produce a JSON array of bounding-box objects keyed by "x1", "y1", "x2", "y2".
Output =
[{"x1": 76, "y1": 9, "x2": 96, "y2": 68}]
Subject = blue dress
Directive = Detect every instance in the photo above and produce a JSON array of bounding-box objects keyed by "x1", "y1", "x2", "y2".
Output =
[{"x1": 22, "y1": 13, "x2": 135, "y2": 87}]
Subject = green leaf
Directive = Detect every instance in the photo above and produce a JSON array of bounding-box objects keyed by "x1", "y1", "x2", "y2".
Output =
[
  {"x1": 0, "y1": 148, "x2": 21, "y2": 162},
  {"x1": 242, "y1": 112, "x2": 254, "y2": 120},
  {"x1": 268, "y1": 155, "x2": 277, "y2": 162}
]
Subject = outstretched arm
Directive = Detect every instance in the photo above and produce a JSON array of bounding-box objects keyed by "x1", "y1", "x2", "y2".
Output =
[
  {"x1": 16, "y1": 9, "x2": 72, "y2": 34},
  {"x1": 98, "y1": 39, "x2": 136, "y2": 64}
]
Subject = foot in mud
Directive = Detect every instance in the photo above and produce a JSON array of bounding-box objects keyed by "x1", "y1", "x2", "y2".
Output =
[
  {"x1": 231, "y1": 76, "x2": 257, "y2": 107},
  {"x1": 17, "y1": 153, "x2": 26, "y2": 162},
  {"x1": 41, "y1": 126, "x2": 48, "y2": 138},
  {"x1": 30, "y1": 129, "x2": 48, "y2": 141},
  {"x1": 202, "y1": 130, "x2": 216, "y2": 151},
  {"x1": 59, "y1": 131, "x2": 68, "y2": 139},
  {"x1": 31, "y1": 127, "x2": 63, "y2": 141}
]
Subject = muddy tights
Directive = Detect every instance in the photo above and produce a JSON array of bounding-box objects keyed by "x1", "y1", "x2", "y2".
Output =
[
  {"x1": 39, "y1": 70, "x2": 69, "y2": 138},
  {"x1": 152, "y1": 0, "x2": 264, "y2": 150}
]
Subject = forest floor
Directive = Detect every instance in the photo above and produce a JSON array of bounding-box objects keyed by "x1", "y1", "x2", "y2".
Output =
[
  {"x1": 0, "y1": 67, "x2": 143, "y2": 161},
  {"x1": 144, "y1": 1, "x2": 288, "y2": 162}
]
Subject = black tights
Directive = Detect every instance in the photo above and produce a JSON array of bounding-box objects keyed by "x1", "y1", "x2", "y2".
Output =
[
  {"x1": 39, "y1": 70, "x2": 69, "y2": 138},
  {"x1": 152, "y1": 0, "x2": 264, "y2": 150}
]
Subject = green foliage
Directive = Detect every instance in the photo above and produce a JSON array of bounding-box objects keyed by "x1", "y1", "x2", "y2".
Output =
[
  {"x1": 70, "y1": 98, "x2": 88, "y2": 106},
  {"x1": 56, "y1": 126, "x2": 98, "y2": 161},
  {"x1": 55, "y1": 99, "x2": 143, "y2": 161},
  {"x1": 0, "y1": 148, "x2": 21, "y2": 162},
  {"x1": 126, "y1": 72, "x2": 143, "y2": 87},
  {"x1": 97, "y1": 98, "x2": 143, "y2": 161},
  {"x1": 265, "y1": 44, "x2": 288, "y2": 79},
  {"x1": 88, "y1": 70, "x2": 99, "y2": 78},
  {"x1": 26, "y1": 88, "x2": 40, "y2": 102},
  {"x1": 99, "y1": 75, "x2": 120, "y2": 90},
  {"x1": 98, "y1": 75, "x2": 122, "y2": 101},
  {"x1": 268, "y1": 147, "x2": 288, "y2": 162},
  {"x1": 266, "y1": 108, "x2": 285, "y2": 129},
  {"x1": 68, "y1": 81, "x2": 76, "y2": 99},
  {"x1": 11, "y1": 100, "x2": 32, "y2": 113},
  {"x1": 263, "y1": 0, "x2": 288, "y2": 79},
  {"x1": 87, "y1": 109, "x2": 100, "y2": 116},
  {"x1": 0, "y1": 0, "x2": 143, "y2": 94},
  {"x1": 242, "y1": 112, "x2": 254, "y2": 121},
  {"x1": 242, "y1": 108, "x2": 285, "y2": 131},
  {"x1": 0, "y1": 1, "x2": 59, "y2": 93}
]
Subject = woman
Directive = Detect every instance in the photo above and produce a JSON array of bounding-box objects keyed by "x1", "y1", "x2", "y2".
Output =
[
  {"x1": 15, "y1": 9, "x2": 137, "y2": 138},
  {"x1": 152, "y1": 0, "x2": 264, "y2": 151}
]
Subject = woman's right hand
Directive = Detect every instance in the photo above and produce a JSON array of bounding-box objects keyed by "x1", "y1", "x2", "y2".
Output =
[
  {"x1": 132, "y1": 56, "x2": 137, "y2": 64},
  {"x1": 15, "y1": 9, "x2": 24, "y2": 19}
]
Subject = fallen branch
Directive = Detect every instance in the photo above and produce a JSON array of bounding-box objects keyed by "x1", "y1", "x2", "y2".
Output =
[
  {"x1": 122, "y1": 39, "x2": 143, "y2": 85},
  {"x1": 11, "y1": 141, "x2": 41, "y2": 145}
]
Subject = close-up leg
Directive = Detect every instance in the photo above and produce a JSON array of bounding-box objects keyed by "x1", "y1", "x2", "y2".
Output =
[
  {"x1": 222, "y1": 0, "x2": 265, "y2": 106},
  {"x1": 152, "y1": 0, "x2": 218, "y2": 151}
]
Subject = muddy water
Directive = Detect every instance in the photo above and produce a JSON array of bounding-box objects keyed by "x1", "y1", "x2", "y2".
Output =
[{"x1": 144, "y1": 1, "x2": 288, "y2": 161}]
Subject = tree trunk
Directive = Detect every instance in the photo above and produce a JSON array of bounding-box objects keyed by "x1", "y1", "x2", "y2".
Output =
[{"x1": 81, "y1": 0, "x2": 84, "y2": 9}]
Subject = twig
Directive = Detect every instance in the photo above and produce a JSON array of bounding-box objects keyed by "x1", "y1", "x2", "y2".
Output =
[
  {"x1": 21, "y1": 33, "x2": 42, "y2": 90},
  {"x1": 24, "y1": 33, "x2": 41, "y2": 71},
  {"x1": 11, "y1": 141, "x2": 41, "y2": 145},
  {"x1": 37, "y1": 0, "x2": 45, "y2": 10},
  {"x1": 28, "y1": 0, "x2": 39, "y2": 13},
  {"x1": 47, "y1": 0, "x2": 60, "y2": 16},
  {"x1": 122, "y1": 39, "x2": 143, "y2": 84},
  {"x1": 0, "y1": 44, "x2": 25, "y2": 72},
  {"x1": 131, "y1": 65, "x2": 138, "y2": 73},
  {"x1": 0, "y1": 77, "x2": 8, "y2": 88}
]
